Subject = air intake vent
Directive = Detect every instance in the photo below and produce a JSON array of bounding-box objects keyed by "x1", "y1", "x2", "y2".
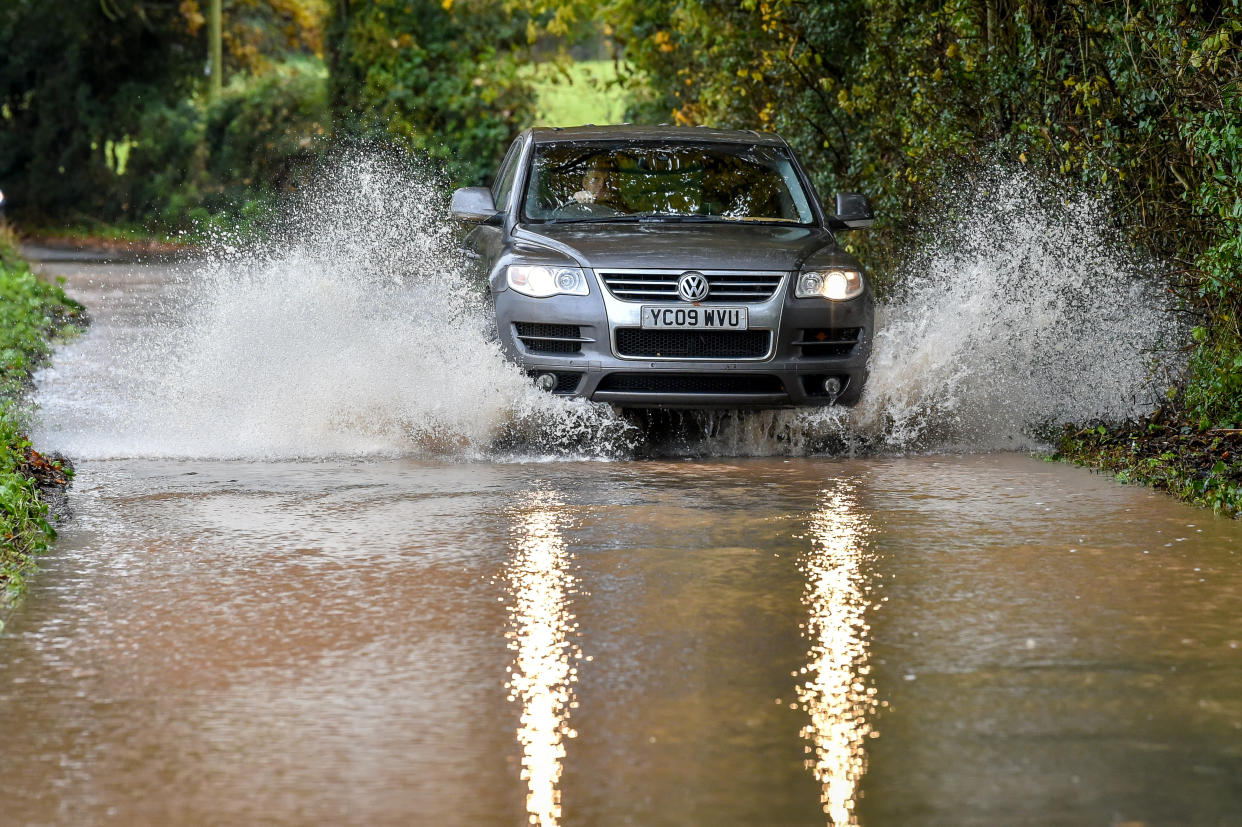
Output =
[
  {"x1": 596, "y1": 373, "x2": 785, "y2": 394},
  {"x1": 794, "y1": 327, "x2": 862, "y2": 358},
  {"x1": 514, "y1": 322, "x2": 589, "y2": 354},
  {"x1": 614, "y1": 328, "x2": 771, "y2": 359}
]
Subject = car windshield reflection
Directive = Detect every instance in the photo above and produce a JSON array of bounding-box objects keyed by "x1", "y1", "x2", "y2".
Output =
[{"x1": 522, "y1": 142, "x2": 815, "y2": 225}]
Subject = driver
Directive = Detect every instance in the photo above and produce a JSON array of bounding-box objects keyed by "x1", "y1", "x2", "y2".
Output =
[{"x1": 570, "y1": 161, "x2": 614, "y2": 205}]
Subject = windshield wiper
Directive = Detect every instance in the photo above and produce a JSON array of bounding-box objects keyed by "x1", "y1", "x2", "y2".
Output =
[
  {"x1": 540, "y1": 213, "x2": 726, "y2": 226},
  {"x1": 541, "y1": 215, "x2": 644, "y2": 225}
]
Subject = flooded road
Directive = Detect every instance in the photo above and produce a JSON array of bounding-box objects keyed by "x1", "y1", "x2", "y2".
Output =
[{"x1": 2, "y1": 257, "x2": 1240, "y2": 825}]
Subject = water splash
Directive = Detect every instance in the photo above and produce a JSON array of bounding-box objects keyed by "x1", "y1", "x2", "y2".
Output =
[
  {"x1": 33, "y1": 160, "x2": 1179, "y2": 460},
  {"x1": 849, "y1": 170, "x2": 1180, "y2": 449},
  {"x1": 642, "y1": 170, "x2": 1182, "y2": 455},
  {"x1": 34, "y1": 153, "x2": 636, "y2": 460}
]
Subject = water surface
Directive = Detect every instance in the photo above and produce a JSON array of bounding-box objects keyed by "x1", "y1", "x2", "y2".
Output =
[
  {"x1": 3, "y1": 454, "x2": 1241, "y2": 825},
  {"x1": 3, "y1": 239, "x2": 1236, "y2": 825}
]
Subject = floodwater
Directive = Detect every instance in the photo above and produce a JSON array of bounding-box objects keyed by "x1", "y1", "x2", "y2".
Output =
[{"x1": 2, "y1": 255, "x2": 1240, "y2": 825}]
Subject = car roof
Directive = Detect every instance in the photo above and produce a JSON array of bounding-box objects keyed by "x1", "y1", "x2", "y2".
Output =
[{"x1": 527, "y1": 125, "x2": 787, "y2": 146}]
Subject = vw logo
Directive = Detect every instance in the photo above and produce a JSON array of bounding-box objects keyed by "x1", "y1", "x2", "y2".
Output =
[{"x1": 677, "y1": 271, "x2": 710, "y2": 302}]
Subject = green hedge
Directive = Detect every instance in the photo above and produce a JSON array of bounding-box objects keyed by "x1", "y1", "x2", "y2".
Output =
[{"x1": 124, "y1": 59, "x2": 332, "y2": 234}]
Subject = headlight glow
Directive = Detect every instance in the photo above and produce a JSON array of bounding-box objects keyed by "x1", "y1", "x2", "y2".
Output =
[
  {"x1": 795, "y1": 269, "x2": 864, "y2": 300},
  {"x1": 506, "y1": 265, "x2": 589, "y2": 298}
]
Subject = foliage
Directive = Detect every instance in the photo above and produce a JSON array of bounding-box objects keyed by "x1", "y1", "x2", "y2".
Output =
[
  {"x1": 0, "y1": 0, "x2": 201, "y2": 220},
  {"x1": 0, "y1": 233, "x2": 83, "y2": 603},
  {"x1": 1054, "y1": 415, "x2": 1242, "y2": 516},
  {"x1": 0, "y1": 412, "x2": 63, "y2": 604},
  {"x1": 0, "y1": 0, "x2": 329, "y2": 226},
  {"x1": 179, "y1": 0, "x2": 329, "y2": 73},
  {"x1": 566, "y1": 0, "x2": 1239, "y2": 277},
  {"x1": 328, "y1": 0, "x2": 538, "y2": 185},
  {"x1": 0, "y1": 233, "x2": 87, "y2": 401},
  {"x1": 124, "y1": 59, "x2": 332, "y2": 232},
  {"x1": 1181, "y1": 86, "x2": 1242, "y2": 428},
  {"x1": 524, "y1": 59, "x2": 628, "y2": 127}
]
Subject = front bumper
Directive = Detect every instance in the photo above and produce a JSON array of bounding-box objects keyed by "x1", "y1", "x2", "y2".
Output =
[{"x1": 494, "y1": 271, "x2": 872, "y2": 409}]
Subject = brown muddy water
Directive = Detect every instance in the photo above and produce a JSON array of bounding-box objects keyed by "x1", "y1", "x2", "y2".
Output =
[
  {"x1": 4, "y1": 455, "x2": 1242, "y2": 825},
  {"x1": 2, "y1": 255, "x2": 1240, "y2": 826}
]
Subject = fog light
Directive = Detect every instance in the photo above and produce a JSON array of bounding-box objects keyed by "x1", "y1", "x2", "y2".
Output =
[
  {"x1": 535, "y1": 373, "x2": 558, "y2": 392},
  {"x1": 822, "y1": 377, "x2": 842, "y2": 396}
]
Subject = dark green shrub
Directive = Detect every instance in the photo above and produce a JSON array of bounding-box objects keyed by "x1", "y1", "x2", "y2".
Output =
[
  {"x1": 328, "y1": 0, "x2": 537, "y2": 185},
  {"x1": 125, "y1": 59, "x2": 331, "y2": 230}
]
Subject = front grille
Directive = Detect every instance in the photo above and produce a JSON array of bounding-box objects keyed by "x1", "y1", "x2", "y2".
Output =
[
  {"x1": 614, "y1": 328, "x2": 771, "y2": 359},
  {"x1": 598, "y1": 270, "x2": 784, "y2": 303},
  {"x1": 596, "y1": 373, "x2": 785, "y2": 395},
  {"x1": 794, "y1": 327, "x2": 862, "y2": 358},
  {"x1": 514, "y1": 322, "x2": 586, "y2": 354}
]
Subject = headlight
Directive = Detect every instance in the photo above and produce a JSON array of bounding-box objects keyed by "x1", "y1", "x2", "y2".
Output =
[
  {"x1": 795, "y1": 269, "x2": 864, "y2": 300},
  {"x1": 506, "y1": 265, "x2": 589, "y2": 298}
]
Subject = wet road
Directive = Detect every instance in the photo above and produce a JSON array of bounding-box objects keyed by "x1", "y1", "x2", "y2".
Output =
[{"x1": 1, "y1": 258, "x2": 1240, "y2": 825}]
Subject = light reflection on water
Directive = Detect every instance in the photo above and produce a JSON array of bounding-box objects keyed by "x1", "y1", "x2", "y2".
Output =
[
  {"x1": 504, "y1": 495, "x2": 583, "y2": 826},
  {"x1": 798, "y1": 483, "x2": 877, "y2": 824}
]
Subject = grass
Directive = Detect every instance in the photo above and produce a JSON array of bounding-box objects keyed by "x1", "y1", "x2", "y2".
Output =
[
  {"x1": 525, "y1": 59, "x2": 630, "y2": 127},
  {"x1": 0, "y1": 223, "x2": 85, "y2": 609}
]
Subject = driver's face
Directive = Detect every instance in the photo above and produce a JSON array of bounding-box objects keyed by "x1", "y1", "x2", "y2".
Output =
[{"x1": 583, "y1": 171, "x2": 608, "y2": 195}]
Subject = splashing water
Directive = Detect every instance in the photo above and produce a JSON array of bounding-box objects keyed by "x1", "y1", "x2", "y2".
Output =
[
  {"x1": 848, "y1": 171, "x2": 1180, "y2": 449},
  {"x1": 648, "y1": 171, "x2": 1182, "y2": 455},
  {"x1": 34, "y1": 154, "x2": 636, "y2": 460},
  {"x1": 33, "y1": 159, "x2": 1180, "y2": 460}
]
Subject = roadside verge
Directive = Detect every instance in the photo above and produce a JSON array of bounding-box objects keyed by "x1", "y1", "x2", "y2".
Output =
[
  {"x1": 0, "y1": 226, "x2": 87, "y2": 611},
  {"x1": 1052, "y1": 408, "x2": 1242, "y2": 517}
]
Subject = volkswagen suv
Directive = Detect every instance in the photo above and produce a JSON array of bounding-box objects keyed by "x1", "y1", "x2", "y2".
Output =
[{"x1": 452, "y1": 125, "x2": 875, "y2": 408}]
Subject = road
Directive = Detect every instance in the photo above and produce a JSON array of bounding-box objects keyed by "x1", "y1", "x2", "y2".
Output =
[{"x1": 1, "y1": 255, "x2": 1239, "y2": 825}]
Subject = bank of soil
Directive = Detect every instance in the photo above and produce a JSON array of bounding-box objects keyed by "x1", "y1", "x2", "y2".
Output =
[{"x1": 1054, "y1": 406, "x2": 1242, "y2": 517}]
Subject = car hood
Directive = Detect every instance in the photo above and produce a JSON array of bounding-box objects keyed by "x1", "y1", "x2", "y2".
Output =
[{"x1": 514, "y1": 222, "x2": 839, "y2": 272}]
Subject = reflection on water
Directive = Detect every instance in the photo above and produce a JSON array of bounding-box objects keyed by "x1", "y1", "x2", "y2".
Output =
[
  {"x1": 505, "y1": 495, "x2": 583, "y2": 826},
  {"x1": 797, "y1": 483, "x2": 877, "y2": 824},
  {"x1": 5, "y1": 455, "x2": 1242, "y2": 824}
]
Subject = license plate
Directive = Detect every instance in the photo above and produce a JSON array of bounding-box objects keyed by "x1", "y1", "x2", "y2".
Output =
[{"x1": 641, "y1": 306, "x2": 749, "y2": 330}]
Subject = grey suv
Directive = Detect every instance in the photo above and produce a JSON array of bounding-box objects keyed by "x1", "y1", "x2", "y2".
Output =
[{"x1": 452, "y1": 125, "x2": 874, "y2": 408}]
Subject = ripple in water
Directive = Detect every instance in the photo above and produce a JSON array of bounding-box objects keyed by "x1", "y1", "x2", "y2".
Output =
[{"x1": 33, "y1": 158, "x2": 1180, "y2": 460}]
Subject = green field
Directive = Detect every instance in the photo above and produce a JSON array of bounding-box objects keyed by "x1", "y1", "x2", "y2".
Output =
[{"x1": 525, "y1": 59, "x2": 629, "y2": 128}]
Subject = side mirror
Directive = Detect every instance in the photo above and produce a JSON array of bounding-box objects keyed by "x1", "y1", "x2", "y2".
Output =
[
  {"x1": 450, "y1": 187, "x2": 499, "y2": 223},
  {"x1": 831, "y1": 192, "x2": 874, "y2": 230}
]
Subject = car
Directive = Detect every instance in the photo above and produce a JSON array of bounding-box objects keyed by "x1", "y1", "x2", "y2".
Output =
[{"x1": 451, "y1": 125, "x2": 875, "y2": 409}]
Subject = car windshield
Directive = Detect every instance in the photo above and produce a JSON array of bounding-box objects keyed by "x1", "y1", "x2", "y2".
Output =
[{"x1": 522, "y1": 141, "x2": 816, "y2": 224}]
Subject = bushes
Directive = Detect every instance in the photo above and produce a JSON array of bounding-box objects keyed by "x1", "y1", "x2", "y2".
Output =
[
  {"x1": 604, "y1": 1, "x2": 1234, "y2": 252},
  {"x1": 328, "y1": 0, "x2": 537, "y2": 186},
  {"x1": 1182, "y1": 87, "x2": 1242, "y2": 428},
  {"x1": 125, "y1": 60, "x2": 332, "y2": 233},
  {"x1": 0, "y1": 232, "x2": 86, "y2": 399},
  {"x1": 0, "y1": 0, "x2": 200, "y2": 221}
]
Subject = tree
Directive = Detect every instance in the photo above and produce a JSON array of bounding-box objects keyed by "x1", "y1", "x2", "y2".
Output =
[
  {"x1": 328, "y1": 0, "x2": 537, "y2": 185},
  {"x1": 0, "y1": 0, "x2": 200, "y2": 218}
]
